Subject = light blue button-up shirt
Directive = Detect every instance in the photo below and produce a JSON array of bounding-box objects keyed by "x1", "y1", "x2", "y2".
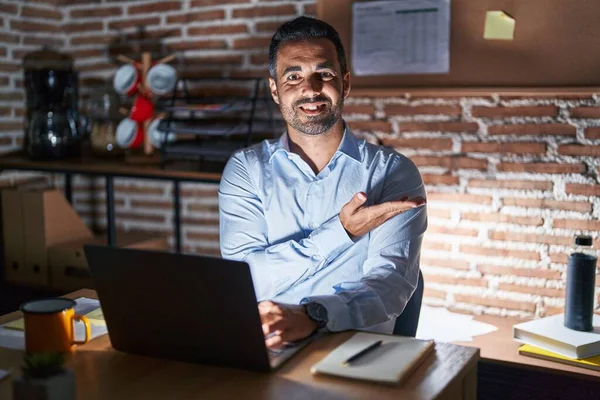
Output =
[{"x1": 219, "y1": 125, "x2": 427, "y2": 333}]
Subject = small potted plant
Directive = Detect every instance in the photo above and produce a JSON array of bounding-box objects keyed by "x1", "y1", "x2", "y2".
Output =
[{"x1": 12, "y1": 353, "x2": 75, "y2": 400}]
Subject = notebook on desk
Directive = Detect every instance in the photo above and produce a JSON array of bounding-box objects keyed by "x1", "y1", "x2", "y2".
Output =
[
  {"x1": 518, "y1": 344, "x2": 600, "y2": 372},
  {"x1": 311, "y1": 332, "x2": 435, "y2": 384},
  {"x1": 513, "y1": 314, "x2": 600, "y2": 359}
]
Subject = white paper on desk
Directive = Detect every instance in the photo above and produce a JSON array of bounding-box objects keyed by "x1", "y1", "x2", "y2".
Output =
[
  {"x1": 416, "y1": 305, "x2": 498, "y2": 343},
  {"x1": 0, "y1": 297, "x2": 108, "y2": 351},
  {"x1": 352, "y1": 0, "x2": 450, "y2": 76},
  {"x1": 72, "y1": 297, "x2": 102, "y2": 316},
  {"x1": 0, "y1": 369, "x2": 9, "y2": 381}
]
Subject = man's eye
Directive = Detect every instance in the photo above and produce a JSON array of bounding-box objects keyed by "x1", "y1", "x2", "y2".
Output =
[
  {"x1": 320, "y1": 72, "x2": 334, "y2": 79},
  {"x1": 287, "y1": 74, "x2": 300, "y2": 81}
]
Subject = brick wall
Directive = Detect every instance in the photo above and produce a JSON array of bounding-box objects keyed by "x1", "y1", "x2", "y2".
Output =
[{"x1": 1, "y1": 0, "x2": 599, "y2": 319}]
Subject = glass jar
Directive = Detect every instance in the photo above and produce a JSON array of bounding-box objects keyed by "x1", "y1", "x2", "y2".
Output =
[{"x1": 85, "y1": 86, "x2": 124, "y2": 157}]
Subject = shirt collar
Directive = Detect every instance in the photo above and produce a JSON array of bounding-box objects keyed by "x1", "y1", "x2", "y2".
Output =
[
  {"x1": 269, "y1": 124, "x2": 362, "y2": 163},
  {"x1": 269, "y1": 132, "x2": 289, "y2": 163},
  {"x1": 336, "y1": 126, "x2": 362, "y2": 163}
]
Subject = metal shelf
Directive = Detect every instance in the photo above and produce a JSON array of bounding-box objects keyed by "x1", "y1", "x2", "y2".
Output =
[
  {"x1": 0, "y1": 151, "x2": 223, "y2": 254},
  {"x1": 157, "y1": 119, "x2": 283, "y2": 137},
  {"x1": 155, "y1": 96, "x2": 274, "y2": 114},
  {"x1": 157, "y1": 77, "x2": 279, "y2": 165}
]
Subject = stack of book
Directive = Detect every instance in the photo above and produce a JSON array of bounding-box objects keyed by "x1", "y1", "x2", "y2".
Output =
[{"x1": 513, "y1": 314, "x2": 600, "y2": 371}]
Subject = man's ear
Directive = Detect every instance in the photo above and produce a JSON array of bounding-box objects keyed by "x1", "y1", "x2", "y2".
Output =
[
  {"x1": 269, "y1": 77, "x2": 280, "y2": 105},
  {"x1": 342, "y1": 71, "x2": 351, "y2": 99}
]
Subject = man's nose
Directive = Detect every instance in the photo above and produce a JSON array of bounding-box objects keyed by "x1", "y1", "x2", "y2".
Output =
[{"x1": 301, "y1": 74, "x2": 324, "y2": 98}]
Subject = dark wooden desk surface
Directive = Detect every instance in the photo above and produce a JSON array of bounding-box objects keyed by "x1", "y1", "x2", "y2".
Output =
[
  {"x1": 456, "y1": 314, "x2": 600, "y2": 379},
  {"x1": 0, "y1": 289, "x2": 479, "y2": 400},
  {"x1": 0, "y1": 152, "x2": 223, "y2": 183}
]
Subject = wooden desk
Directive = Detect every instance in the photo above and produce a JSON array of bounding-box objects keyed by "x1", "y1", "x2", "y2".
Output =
[
  {"x1": 0, "y1": 151, "x2": 223, "y2": 252},
  {"x1": 456, "y1": 314, "x2": 600, "y2": 380},
  {"x1": 0, "y1": 151, "x2": 223, "y2": 182},
  {"x1": 0, "y1": 289, "x2": 479, "y2": 400}
]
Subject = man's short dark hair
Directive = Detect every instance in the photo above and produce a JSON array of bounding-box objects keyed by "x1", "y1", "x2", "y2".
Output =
[{"x1": 268, "y1": 16, "x2": 348, "y2": 79}]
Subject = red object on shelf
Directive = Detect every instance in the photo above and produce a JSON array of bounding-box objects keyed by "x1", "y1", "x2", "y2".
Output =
[
  {"x1": 130, "y1": 122, "x2": 145, "y2": 148},
  {"x1": 130, "y1": 94, "x2": 155, "y2": 122},
  {"x1": 114, "y1": 52, "x2": 176, "y2": 153}
]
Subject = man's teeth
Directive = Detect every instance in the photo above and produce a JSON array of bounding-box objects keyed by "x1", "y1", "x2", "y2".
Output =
[{"x1": 302, "y1": 104, "x2": 321, "y2": 110}]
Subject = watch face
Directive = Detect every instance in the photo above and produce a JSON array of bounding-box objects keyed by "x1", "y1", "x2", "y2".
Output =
[{"x1": 309, "y1": 302, "x2": 328, "y2": 323}]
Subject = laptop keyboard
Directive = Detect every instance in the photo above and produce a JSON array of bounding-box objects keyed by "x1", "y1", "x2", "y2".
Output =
[
  {"x1": 267, "y1": 344, "x2": 299, "y2": 369},
  {"x1": 268, "y1": 343, "x2": 297, "y2": 357},
  {"x1": 268, "y1": 348, "x2": 284, "y2": 356},
  {"x1": 266, "y1": 332, "x2": 321, "y2": 368}
]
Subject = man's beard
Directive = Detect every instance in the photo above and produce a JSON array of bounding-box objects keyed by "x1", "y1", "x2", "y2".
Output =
[{"x1": 279, "y1": 93, "x2": 344, "y2": 136}]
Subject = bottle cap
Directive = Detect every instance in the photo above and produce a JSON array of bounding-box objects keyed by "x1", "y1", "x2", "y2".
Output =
[{"x1": 574, "y1": 235, "x2": 593, "y2": 246}]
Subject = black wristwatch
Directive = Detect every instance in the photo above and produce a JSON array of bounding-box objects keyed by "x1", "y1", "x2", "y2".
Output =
[{"x1": 304, "y1": 302, "x2": 329, "y2": 331}]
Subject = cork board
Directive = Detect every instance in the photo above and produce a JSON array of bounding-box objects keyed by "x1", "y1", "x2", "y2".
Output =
[{"x1": 317, "y1": 0, "x2": 600, "y2": 88}]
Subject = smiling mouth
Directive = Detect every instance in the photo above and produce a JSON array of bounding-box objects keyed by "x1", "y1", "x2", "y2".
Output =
[{"x1": 298, "y1": 102, "x2": 327, "y2": 115}]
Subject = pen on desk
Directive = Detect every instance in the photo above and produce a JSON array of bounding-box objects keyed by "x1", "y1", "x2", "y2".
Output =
[{"x1": 342, "y1": 340, "x2": 383, "y2": 366}]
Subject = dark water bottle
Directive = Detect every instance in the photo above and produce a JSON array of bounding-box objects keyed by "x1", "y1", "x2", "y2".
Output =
[{"x1": 564, "y1": 235, "x2": 597, "y2": 331}]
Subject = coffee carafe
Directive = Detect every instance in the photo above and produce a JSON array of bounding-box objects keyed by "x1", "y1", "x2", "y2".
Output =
[{"x1": 23, "y1": 48, "x2": 82, "y2": 159}]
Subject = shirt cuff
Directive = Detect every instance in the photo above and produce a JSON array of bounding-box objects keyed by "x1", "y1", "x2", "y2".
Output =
[
  {"x1": 301, "y1": 294, "x2": 351, "y2": 332},
  {"x1": 309, "y1": 214, "x2": 354, "y2": 262}
]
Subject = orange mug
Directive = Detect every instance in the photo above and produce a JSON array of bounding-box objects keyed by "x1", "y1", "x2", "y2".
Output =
[{"x1": 21, "y1": 298, "x2": 91, "y2": 353}]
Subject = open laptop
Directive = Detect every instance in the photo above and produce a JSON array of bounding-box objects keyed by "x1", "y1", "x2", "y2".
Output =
[{"x1": 84, "y1": 245, "x2": 316, "y2": 372}]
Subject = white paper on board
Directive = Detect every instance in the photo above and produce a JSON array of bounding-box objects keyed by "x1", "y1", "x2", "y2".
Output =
[{"x1": 352, "y1": 0, "x2": 451, "y2": 76}]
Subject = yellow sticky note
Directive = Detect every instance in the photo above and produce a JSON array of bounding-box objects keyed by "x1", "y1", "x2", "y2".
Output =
[
  {"x1": 4, "y1": 318, "x2": 24, "y2": 331},
  {"x1": 484, "y1": 11, "x2": 515, "y2": 40},
  {"x1": 85, "y1": 307, "x2": 106, "y2": 327}
]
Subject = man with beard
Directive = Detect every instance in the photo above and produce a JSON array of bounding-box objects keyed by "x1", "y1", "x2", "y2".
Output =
[{"x1": 219, "y1": 17, "x2": 427, "y2": 349}]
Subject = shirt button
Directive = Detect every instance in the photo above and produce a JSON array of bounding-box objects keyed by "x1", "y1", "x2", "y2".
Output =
[{"x1": 309, "y1": 222, "x2": 316, "y2": 229}]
